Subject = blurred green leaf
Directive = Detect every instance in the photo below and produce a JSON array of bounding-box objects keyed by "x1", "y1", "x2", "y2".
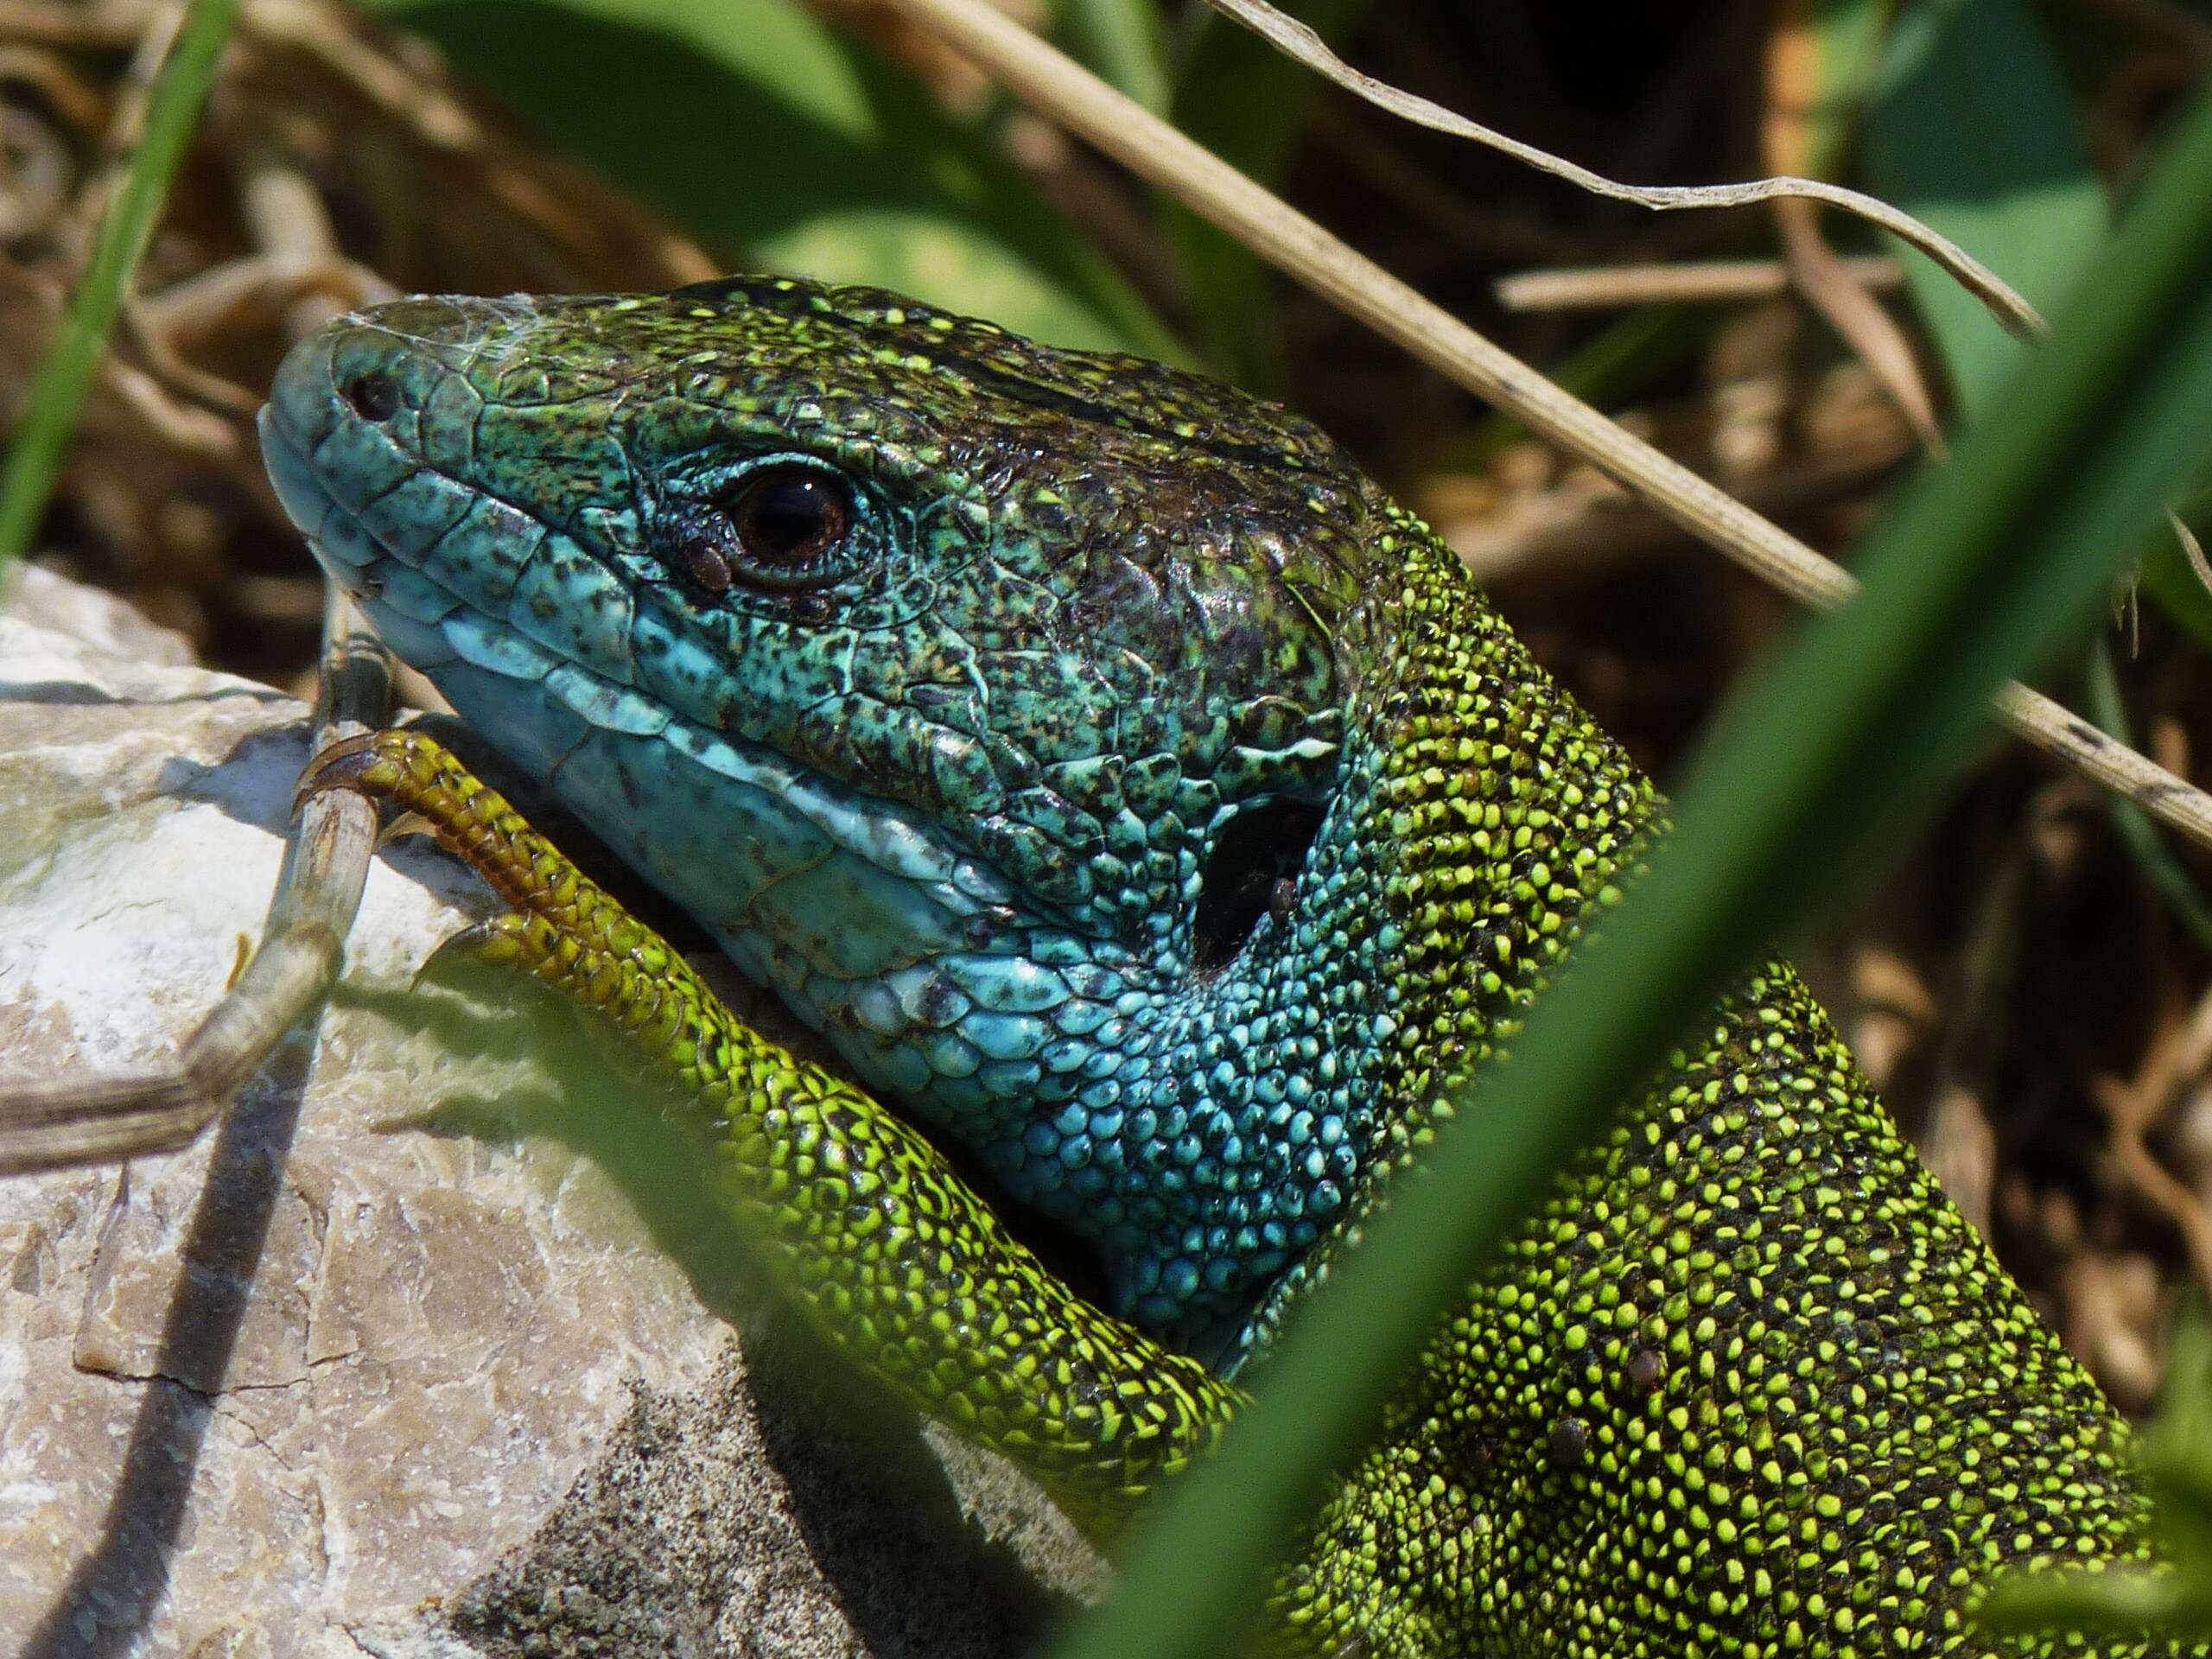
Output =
[
  {"x1": 1865, "y1": 0, "x2": 2212, "y2": 958},
  {"x1": 1872, "y1": 0, "x2": 2212, "y2": 659},
  {"x1": 1052, "y1": 80, "x2": 2212, "y2": 1659},
  {"x1": 0, "y1": 0, "x2": 238, "y2": 571},
  {"x1": 1165, "y1": 0, "x2": 1372, "y2": 387},
  {"x1": 1048, "y1": 0, "x2": 1172, "y2": 114},
  {"x1": 375, "y1": 0, "x2": 1180, "y2": 357},
  {"x1": 1863, "y1": 0, "x2": 2107, "y2": 416},
  {"x1": 1786, "y1": 0, "x2": 1891, "y2": 179}
]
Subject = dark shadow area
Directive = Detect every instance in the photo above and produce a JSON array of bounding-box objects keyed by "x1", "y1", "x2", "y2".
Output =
[
  {"x1": 18, "y1": 1036, "x2": 314, "y2": 1659},
  {"x1": 747, "y1": 1311, "x2": 1081, "y2": 1656}
]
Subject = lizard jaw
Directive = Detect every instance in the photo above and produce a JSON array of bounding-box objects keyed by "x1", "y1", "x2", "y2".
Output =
[{"x1": 262, "y1": 315, "x2": 1217, "y2": 1320}]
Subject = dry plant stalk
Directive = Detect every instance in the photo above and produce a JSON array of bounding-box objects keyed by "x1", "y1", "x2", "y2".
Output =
[
  {"x1": 1200, "y1": 0, "x2": 2045, "y2": 337},
  {"x1": 1496, "y1": 256, "x2": 1904, "y2": 312},
  {"x1": 0, "y1": 589, "x2": 388, "y2": 1173}
]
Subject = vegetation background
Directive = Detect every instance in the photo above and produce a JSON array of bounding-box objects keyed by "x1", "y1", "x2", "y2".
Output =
[{"x1": 3, "y1": 0, "x2": 2212, "y2": 1644}]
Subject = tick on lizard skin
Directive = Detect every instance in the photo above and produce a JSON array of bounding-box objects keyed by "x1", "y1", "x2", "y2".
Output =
[{"x1": 263, "y1": 276, "x2": 2188, "y2": 1658}]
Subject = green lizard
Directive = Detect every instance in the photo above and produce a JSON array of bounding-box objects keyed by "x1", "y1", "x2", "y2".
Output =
[{"x1": 262, "y1": 277, "x2": 2166, "y2": 1657}]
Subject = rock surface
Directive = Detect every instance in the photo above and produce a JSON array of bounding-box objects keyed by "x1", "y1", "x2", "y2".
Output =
[{"x1": 0, "y1": 566, "x2": 1092, "y2": 1659}]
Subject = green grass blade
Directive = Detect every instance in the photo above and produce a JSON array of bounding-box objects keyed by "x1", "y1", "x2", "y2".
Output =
[
  {"x1": 2083, "y1": 638, "x2": 2212, "y2": 953},
  {"x1": 1049, "y1": 80, "x2": 2212, "y2": 1659},
  {"x1": 0, "y1": 0, "x2": 239, "y2": 572}
]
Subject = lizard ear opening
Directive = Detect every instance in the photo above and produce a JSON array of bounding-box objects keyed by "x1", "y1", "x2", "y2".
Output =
[{"x1": 1192, "y1": 796, "x2": 1327, "y2": 975}]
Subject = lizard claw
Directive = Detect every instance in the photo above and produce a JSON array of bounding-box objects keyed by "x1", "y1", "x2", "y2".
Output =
[
  {"x1": 415, "y1": 912, "x2": 531, "y2": 992},
  {"x1": 379, "y1": 809, "x2": 438, "y2": 850}
]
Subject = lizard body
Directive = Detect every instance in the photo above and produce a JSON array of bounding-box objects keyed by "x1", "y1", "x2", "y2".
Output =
[{"x1": 264, "y1": 279, "x2": 2168, "y2": 1656}]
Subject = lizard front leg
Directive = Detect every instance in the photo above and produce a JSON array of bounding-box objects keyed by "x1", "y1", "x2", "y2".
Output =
[{"x1": 302, "y1": 727, "x2": 1241, "y2": 1552}]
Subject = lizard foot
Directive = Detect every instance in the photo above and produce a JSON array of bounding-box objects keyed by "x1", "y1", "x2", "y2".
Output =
[
  {"x1": 298, "y1": 728, "x2": 709, "y2": 1052},
  {"x1": 296, "y1": 726, "x2": 1242, "y2": 1552}
]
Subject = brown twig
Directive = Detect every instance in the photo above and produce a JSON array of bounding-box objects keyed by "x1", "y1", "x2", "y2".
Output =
[
  {"x1": 2089, "y1": 981, "x2": 2212, "y2": 1304},
  {"x1": 1772, "y1": 198, "x2": 1946, "y2": 451},
  {"x1": 1496, "y1": 255, "x2": 1903, "y2": 312}
]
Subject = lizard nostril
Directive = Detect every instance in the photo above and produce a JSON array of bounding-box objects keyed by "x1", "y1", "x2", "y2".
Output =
[{"x1": 341, "y1": 372, "x2": 401, "y2": 423}]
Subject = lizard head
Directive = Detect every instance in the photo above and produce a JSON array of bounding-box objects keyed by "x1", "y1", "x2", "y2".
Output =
[{"x1": 263, "y1": 277, "x2": 1409, "y2": 1338}]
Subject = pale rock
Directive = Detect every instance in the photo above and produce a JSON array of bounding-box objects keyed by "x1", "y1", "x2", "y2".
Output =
[{"x1": 0, "y1": 568, "x2": 1093, "y2": 1658}]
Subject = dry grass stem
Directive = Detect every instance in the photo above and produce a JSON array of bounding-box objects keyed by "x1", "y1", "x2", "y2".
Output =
[
  {"x1": 1197, "y1": 0, "x2": 2044, "y2": 338},
  {"x1": 1496, "y1": 255, "x2": 1902, "y2": 312},
  {"x1": 1771, "y1": 199, "x2": 1945, "y2": 452}
]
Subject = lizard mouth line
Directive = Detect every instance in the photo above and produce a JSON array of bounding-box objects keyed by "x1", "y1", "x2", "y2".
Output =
[
  {"x1": 258, "y1": 385, "x2": 1162, "y2": 1185},
  {"x1": 265, "y1": 404, "x2": 690, "y2": 751},
  {"x1": 262, "y1": 383, "x2": 1195, "y2": 1345}
]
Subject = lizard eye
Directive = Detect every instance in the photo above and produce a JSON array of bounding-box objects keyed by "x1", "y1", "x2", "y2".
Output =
[
  {"x1": 715, "y1": 464, "x2": 855, "y2": 585},
  {"x1": 669, "y1": 461, "x2": 865, "y2": 602}
]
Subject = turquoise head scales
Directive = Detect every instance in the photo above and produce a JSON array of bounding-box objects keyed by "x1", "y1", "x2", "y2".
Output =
[{"x1": 261, "y1": 276, "x2": 1408, "y2": 1356}]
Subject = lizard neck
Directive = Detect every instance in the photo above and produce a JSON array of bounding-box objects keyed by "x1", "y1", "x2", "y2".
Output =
[{"x1": 1094, "y1": 524, "x2": 1660, "y2": 1357}]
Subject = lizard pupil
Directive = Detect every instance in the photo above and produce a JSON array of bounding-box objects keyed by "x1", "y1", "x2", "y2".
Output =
[{"x1": 726, "y1": 467, "x2": 853, "y2": 568}]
